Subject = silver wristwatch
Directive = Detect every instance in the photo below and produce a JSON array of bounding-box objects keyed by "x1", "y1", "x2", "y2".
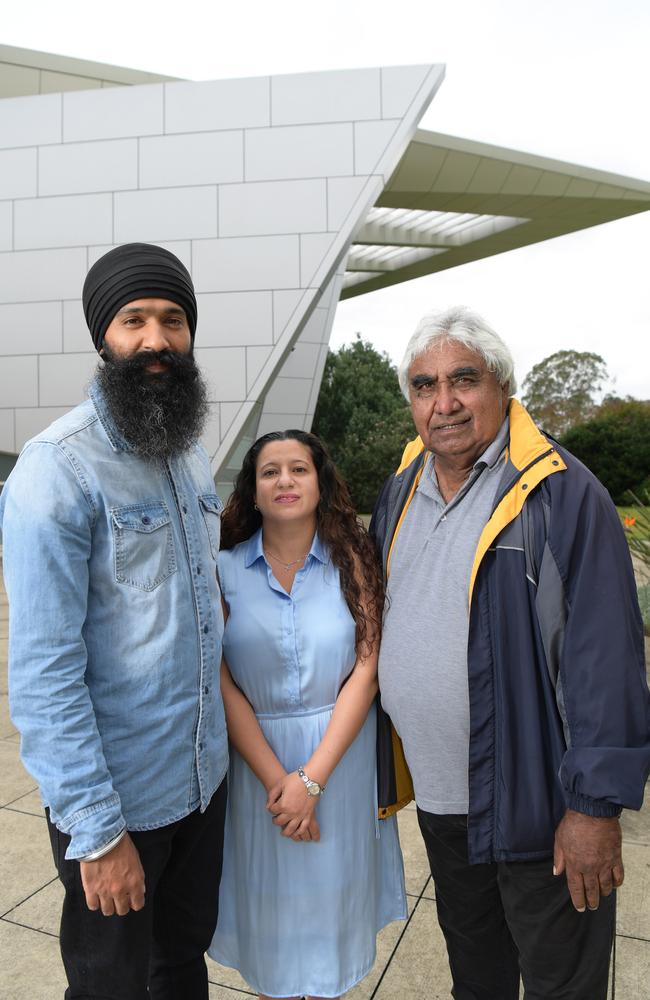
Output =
[{"x1": 297, "y1": 766, "x2": 325, "y2": 797}]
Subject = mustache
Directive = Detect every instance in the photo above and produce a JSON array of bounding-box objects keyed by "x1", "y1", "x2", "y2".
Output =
[{"x1": 101, "y1": 347, "x2": 199, "y2": 376}]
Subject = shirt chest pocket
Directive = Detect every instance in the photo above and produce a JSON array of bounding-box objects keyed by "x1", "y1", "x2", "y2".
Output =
[
  {"x1": 198, "y1": 493, "x2": 223, "y2": 562},
  {"x1": 111, "y1": 501, "x2": 177, "y2": 591}
]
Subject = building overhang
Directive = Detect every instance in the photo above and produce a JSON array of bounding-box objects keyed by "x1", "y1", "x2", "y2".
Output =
[{"x1": 341, "y1": 128, "x2": 650, "y2": 298}]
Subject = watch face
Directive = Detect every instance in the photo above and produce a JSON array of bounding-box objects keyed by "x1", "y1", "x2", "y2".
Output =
[{"x1": 307, "y1": 783, "x2": 320, "y2": 796}]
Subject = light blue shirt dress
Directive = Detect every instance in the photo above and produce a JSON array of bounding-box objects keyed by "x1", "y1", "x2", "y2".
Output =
[{"x1": 209, "y1": 529, "x2": 407, "y2": 998}]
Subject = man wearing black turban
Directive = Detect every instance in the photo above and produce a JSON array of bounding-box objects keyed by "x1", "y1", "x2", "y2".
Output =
[{"x1": 0, "y1": 243, "x2": 229, "y2": 999}]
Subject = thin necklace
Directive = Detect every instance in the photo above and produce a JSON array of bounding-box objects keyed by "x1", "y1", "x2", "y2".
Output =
[{"x1": 264, "y1": 547, "x2": 309, "y2": 571}]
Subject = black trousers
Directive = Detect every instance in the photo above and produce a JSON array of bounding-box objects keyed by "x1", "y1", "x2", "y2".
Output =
[
  {"x1": 47, "y1": 778, "x2": 227, "y2": 1000},
  {"x1": 417, "y1": 810, "x2": 615, "y2": 1000}
]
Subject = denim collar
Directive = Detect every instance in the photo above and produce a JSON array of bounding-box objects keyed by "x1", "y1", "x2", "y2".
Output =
[
  {"x1": 244, "y1": 527, "x2": 328, "y2": 568},
  {"x1": 88, "y1": 377, "x2": 134, "y2": 454}
]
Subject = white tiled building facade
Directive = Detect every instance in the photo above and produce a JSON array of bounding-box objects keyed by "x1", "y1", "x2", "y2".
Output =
[{"x1": 0, "y1": 55, "x2": 443, "y2": 492}]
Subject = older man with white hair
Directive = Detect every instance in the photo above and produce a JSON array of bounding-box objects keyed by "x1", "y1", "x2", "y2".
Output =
[{"x1": 371, "y1": 306, "x2": 650, "y2": 1000}]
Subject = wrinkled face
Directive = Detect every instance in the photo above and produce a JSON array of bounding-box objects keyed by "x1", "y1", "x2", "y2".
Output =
[
  {"x1": 103, "y1": 298, "x2": 191, "y2": 371},
  {"x1": 407, "y1": 339, "x2": 509, "y2": 467},
  {"x1": 254, "y1": 440, "x2": 320, "y2": 526}
]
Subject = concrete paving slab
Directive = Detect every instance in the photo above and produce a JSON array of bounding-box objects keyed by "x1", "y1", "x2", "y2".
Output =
[
  {"x1": 208, "y1": 983, "x2": 255, "y2": 998},
  {"x1": 0, "y1": 809, "x2": 55, "y2": 915},
  {"x1": 615, "y1": 934, "x2": 650, "y2": 1000},
  {"x1": 372, "y1": 896, "x2": 453, "y2": 999},
  {"x1": 5, "y1": 787, "x2": 45, "y2": 817},
  {"x1": 617, "y1": 843, "x2": 650, "y2": 942},
  {"x1": 0, "y1": 737, "x2": 36, "y2": 806},
  {"x1": 396, "y1": 806, "x2": 434, "y2": 899},
  {"x1": 4, "y1": 876, "x2": 62, "y2": 935},
  {"x1": 206, "y1": 955, "x2": 256, "y2": 995},
  {"x1": 0, "y1": 918, "x2": 67, "y2": 999},
  {"x1": 0, "y1": 692, "x2": 16, "y2": 738},
  {"x1": 621, "y1": 800, "x2": 650, "y2": 846}
]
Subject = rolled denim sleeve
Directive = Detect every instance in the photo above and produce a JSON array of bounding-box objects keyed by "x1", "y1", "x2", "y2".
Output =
[{"x1": 0, "y1": 441, "x2": 126, "y2": 859}]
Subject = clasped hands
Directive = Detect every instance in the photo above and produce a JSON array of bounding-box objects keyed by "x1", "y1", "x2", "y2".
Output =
[{"x1": 267, "y1": 771, "x2": 320, "y2": 842}]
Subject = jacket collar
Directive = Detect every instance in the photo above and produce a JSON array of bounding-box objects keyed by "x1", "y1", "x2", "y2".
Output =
[{"x1": 88, "y1": 378, "x2": 134, "y2": 453}]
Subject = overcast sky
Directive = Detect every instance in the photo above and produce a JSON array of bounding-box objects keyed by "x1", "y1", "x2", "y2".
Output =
[{"x1": 5, "y1": 0, "x2": 650, "y2": 398}]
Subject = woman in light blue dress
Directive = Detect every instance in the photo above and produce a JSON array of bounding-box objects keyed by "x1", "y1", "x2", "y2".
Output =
[{"x1": 209, "y1": 430, "x2": 406, "y2": 999}]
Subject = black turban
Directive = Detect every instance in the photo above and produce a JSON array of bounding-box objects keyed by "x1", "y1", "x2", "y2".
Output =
[{"x1": 82, "y1": 243, "x2": 198, "y2": 352}]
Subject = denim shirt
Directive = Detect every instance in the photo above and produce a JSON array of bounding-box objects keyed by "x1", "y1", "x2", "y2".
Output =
[{"x1": 0, "y1": 380, "x2": 228, "y2": 858}]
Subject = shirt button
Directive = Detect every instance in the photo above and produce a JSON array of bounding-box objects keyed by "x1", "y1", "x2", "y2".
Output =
[
  {"x1": 196, "y1": 565, "x2": 202, "y2": 575},
  {"x1": 203, "y1": 625, "x2": 209, "y2": 634},
  {"x1": 182, "y1": 505, "x2": 188, "y2": 514},
  {"x1": 198, "y1": 742, "x2": 203, "y2": 751},
  {"x1": 141, "y1": 515, "x2": 151, "y2": 525},
  {"x1": 204, "y1": 686, "x2": 209, "y2": 695}
]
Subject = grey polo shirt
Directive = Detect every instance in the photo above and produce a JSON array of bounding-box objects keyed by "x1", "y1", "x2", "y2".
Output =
[{"x1": 378, "y1": 417, "x2": 509, "y2": 814}]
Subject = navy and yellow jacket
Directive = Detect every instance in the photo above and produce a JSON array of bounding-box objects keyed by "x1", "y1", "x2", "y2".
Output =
[{"x1": 372, "y1": 399, "x2": 650, "y2": 863}]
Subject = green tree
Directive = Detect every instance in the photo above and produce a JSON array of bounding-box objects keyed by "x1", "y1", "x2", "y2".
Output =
[
  {"x1": 312, "y1": 337, "x2": 414, "y2": 511},
  {"x1": 521, "y1": 350, "x2": 609, "y2": 437},
  {"x1": 561, "y1": 398, "x2": 650, "y2": 503}
]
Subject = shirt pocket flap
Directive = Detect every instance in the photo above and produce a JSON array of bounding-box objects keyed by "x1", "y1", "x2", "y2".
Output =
[
  {"x1": 112, "y1": 502, "x2": 171, "y2": 533},
  {"x1": 198, "y1": 494, "x2": 224, "y2": 515}
]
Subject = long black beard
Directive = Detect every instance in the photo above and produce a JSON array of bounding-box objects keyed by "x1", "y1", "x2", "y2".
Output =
[{"x1": 97, "y1": 347, "x2": 209, "y2": 460}]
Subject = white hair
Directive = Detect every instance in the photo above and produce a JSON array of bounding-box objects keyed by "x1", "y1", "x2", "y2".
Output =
[{"x1": 397, "y1": 305, "x2": 517, "y2": 400}]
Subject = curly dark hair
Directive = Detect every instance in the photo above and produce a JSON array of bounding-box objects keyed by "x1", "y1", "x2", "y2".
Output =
[{"x1": 221, "y1": 429, "x2": 383, "y2": 654}]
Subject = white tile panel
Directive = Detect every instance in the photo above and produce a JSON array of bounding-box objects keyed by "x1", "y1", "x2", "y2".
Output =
[
  {"x1": 245, "y1": 124, "x2": 353, "y2": 181},
  {"x1": 276, "y1": 341, "x2": 322, "y2": 379},
  {"x1": 300, "y1": 233, "x2": 337, "y2": 287},
  {"x1": 39, "y1": 139, "x2": 138, "y2": 196},
  {"x1": 0, "y1": 303, "x2": 62, "y2": 355},
  {"x1": 87, "y1": 241, "x2": 193, "y2": 270},
  {"x1": 14, "y1": 193, "x2": 113, "y2": 250},
  {"x1": 0, "y1": 93, "x2": 62, "y2": 150},
  {"x1": 381, "y1": 66, "x2": 432, "y2": 118},
  {"x1": 256, "y1": 412, "x2": 307, "y2": 436},
  {"x1": 165, "y1": 77, "x2": 270, "y2": 134},
  {"x1": 246, "y1": 345, "x2": 273, "y2": 393},
  {"x1": 114, "y1": 187, "x2": 218, "y2": 243},
  {"x1": 0, "y1": 356, "x2": 38, "y2": 407},
  {"x1": 0, "y1": 248, "x2": 86, "y2": 303},
  {"x1": 296, "y1": 306, "x2": 328, "y2": 344},
  {"x1": 195, "y1": 291, "x2": 273, "y2": 348},
  {"x1": 262, "y1": 376, "x2": 313, "y2": 414},
  {"x1": 272, "y1": 290, "x2": 313, "y2": 342},
  {"x1": 139, "y1": 131, "x2": 244, "y2": 189},
  {"x1": 271, "y1": 69, "x2": 380, "y2": 125},
  {"x1": 39, "y1": 353, "x2": 97, "y2": 407},
  {"x1": 15, "y1": 407, "x2": 72, "y2": 450},
  {"x1": 0, "y1": 148, "x2": 37, "y2": 200},
  {"x1": 193, "y1": 346, "x2": 246, "y2": 402},
  {"x1": 63, "y1": 299, "x2": 91, "y2": 352},
  {"x1": 354, "y1": 120, "x2": 399, "y2": 175},
  {"x1": 63, "y1": 84, "x2": 164, "y2": 142},
  {"x1": 193, "y1": 236, "x2": 300, "y2": 293},
  {"x1": 0, "y1": 202, "x2": 11, "y2": 251},
  {"x1": 327, "y1": 176, "x2": 373, "y2": 231},
  {"x1": 219, "y1": 179, "x2": 327, "y2": 237},
  {"x1": 0, "y1": 409, "x2": 14, "y2": 452},
  {"x1": 220, "y1": 401, "x2": 244, "y2": 438},
  {"x1": 199, "y1": 404, "x2": 221, "y2": 461}
]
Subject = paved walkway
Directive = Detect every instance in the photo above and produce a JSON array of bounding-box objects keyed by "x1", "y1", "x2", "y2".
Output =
[{"x1": 1, "y1": 569, "x2": 648, "y2": 999}]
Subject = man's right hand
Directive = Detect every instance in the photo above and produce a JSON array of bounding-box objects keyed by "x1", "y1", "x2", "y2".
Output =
[{"x1": 79, "y1": 833, "x2": 145, "y2": 916}]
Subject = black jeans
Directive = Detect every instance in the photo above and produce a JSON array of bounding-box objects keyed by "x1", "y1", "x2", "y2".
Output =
[
  {"x1": 47, "y1": 778, "x2": 227, "y2": 1000},
  {"x1": 417, "y1": 810, "x2": 615, "y2": 1000}
]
